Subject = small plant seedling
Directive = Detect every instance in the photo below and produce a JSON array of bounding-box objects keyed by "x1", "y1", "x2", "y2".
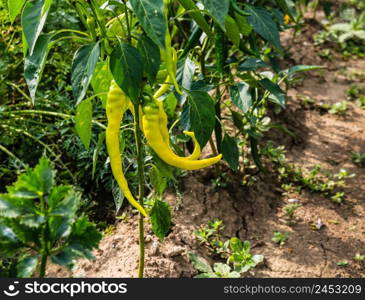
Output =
[
  {"x1": 228, "y1": 238, "x2": 264, "y2": 273},
  {"x1": 188, "y1": 253, "x2": 240, "y2": 278},
  {"x1": 352, "y1": 152, "x2": 365, "y2": 166},
  {"x1": 195, "y1": 219, "x2": 227, "y2": 255},
  {"x1": 211, "y1": 172, "x2": 229, "y2": 189},
  {"x1": 336, "y1": 261, "x2": 349, "y2": 267},
  {"x1": 354, "y1": 253, "x2": 365, "y2": 262},
  {"x1": 331, "y1": 192, "x2": 345, "y2": 204},
  {"x1": 272, "y1": 231, "x2": 289, "y2": 246},
  {"x1": 192, "y1": 220, "x2": 264, "y2": 277},
  {"x1": 327, "y1": 101, "x2": 348, "y2": 115},
  {"x1": 334, "y1": 168, "x2": 355, "y2": 180},
  {"x1": 282, "y1": 203, "x2": 302, "y2": 221}
]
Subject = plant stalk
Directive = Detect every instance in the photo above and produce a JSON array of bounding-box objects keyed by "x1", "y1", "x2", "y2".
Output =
[
  {"x1": 39, "y1": 255, "x2": 47, "y2": 278},
  {"x1": 39, "y1": 195, "x2": 49, "y2": 278},
  {"x1": 133, "y1": 102, "x2": 145, "y2": 278}
]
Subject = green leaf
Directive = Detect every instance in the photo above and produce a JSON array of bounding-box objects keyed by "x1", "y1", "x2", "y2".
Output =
[
  {"x1": 234, "y1": 12, "x2": 253, "y2": 36},
  {"x1": 129, "y1": 0, "x2": 166, "y2": 48},
  {"x1": 137, "y1": 35, "x2": 161, "y2": 85},
  {"x1": 188, "y1": 252, "x2": 212, "y2": 273},
  {"x1": 195, "y1": 272, "x2": 218, "y2": 278},
  {"x1": 51, "y1": 248, "x2": 75, "y2": 268},
  {"x1": 230, "y1": 237, "x2": 243, "y2": 252},
  {"x1": 9, "y1": 157, "x2": 54, "y2": 197},
  {"x1": 110, "y1": 42, "x2": 144, "y2": 103},
  {"x1": 201, "y1": 0, "x2": 229, "y2": 30},
  {"x1": 21, "y1": 0, "x2": 53, "y2": 55},
  {"x1": 51, "y1": 190, "x2": 80, "y2": 217},
  {"x1": 0, "y1": 223, "x2": 22, "y2": 255},
  {"x1": 249, "y1": 136, "x2": 267, "y2": 174},
  {"x1": 92, "y1": 133, "x2": 105, "y2": 180},
  {"x1": 0, "y1": 195, "x2": 25, "y2": 218},
  {"x1": 238, "y1": 58, "x2": 269, "y2": 71},
  {"x1": 259, "y1": 78, "x2": 285, "y2": 107},
  {"x1": 225, "y1": 15, "x2": 241, "y2": 47},
  {"x1": 150, "y1": 199, "x2": 171, "y2": 240},
  {"x1": 47, "y1": 185, "x2": 72, "y2": 210},
  {"x1": 181, "y1": 91, "x2": 215, "y2": 148},
  {"x1": 285, "y1": 65, "x2": 325, "y2": 78},
  {"x1": 245, "y1": 6, "x2": 281, "y2": 49},
  {"x1": 164, "y1": 92, "x2": 177, "y2": 117},
  {"x1": 177, "y1": 56, "x2": 196, "y2": 91},
  {"x1": 213, "y1": 262, "x2": 231, "y2": 275},
  {"x1": 71, "y1": 43, "x2": 100, "y2": 105},
  {"x1": 0, "y1": 223, "x2": 19, "y2": 243},
  {"x1": 8, "y1": 0, "x2": 26, "y2": 23},
  {"x1": 69, "y1": 216, "x2": 102, "y2": 249},
  {"x1": 24, "y1": 34, "x2": 53, "y2": 103},
  {"x1": 17, "y1": 255, "x2": 39, "y2": 278},
  {"x1": 229, "y1": 82, "x2": 252, "y2": 113},
  {"x1": 221, "y1": 135, "x2": 239, "y2": 171},
  {"x1": 75, "y1": 99, "x2": 93, "y2": 149},
  {"x1": 149, "y1": 166, "x2": 167, "y2": 196},
  {"x1": 91, "y1": 61, "x2": 113, "y2": 108}
]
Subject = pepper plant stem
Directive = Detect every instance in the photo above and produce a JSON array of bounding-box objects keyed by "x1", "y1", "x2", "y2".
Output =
[{"x1": 133, "y1": 102, "x2": 145, "y2": 278}]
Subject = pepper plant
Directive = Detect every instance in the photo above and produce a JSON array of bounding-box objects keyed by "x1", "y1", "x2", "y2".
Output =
[{"x1": 6, "y1": 0, "x2": 322, "y2": 277}]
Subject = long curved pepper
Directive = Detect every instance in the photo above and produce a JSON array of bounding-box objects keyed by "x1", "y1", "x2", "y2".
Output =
[
  {"x1": 183, "y1": 131, "x2": 201, "y2": 160},
  {"x1": 106, "y1": 81, "x2": 148, "y2": 218},
  {"x1": 142, "y1": 105, "x2": 222, "y2": 170},
  {"x1": 155, "y1": 100, "x2": 201, "y2": 159}
]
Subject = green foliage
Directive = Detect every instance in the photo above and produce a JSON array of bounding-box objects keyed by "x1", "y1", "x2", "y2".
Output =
[
  {"x1": 282, "y1": 203, "x2": 302, "y2": 222},
  {"x1": 327, "y1": 101, "x2": 348, "y2": 115},
  {"x1": 150, "y1": 199, "x2": 171, "y2": 241},
  {"x1": 272, "y1": 231, "x2": 288, "y2": 246},
  {"x1": 228, "y1": 238, "x2": 264, "y2": 273},
  {"x1": 188, "y1": 253, "x2": 240, "y2": 278},
  {"x1": 0, "y1": 157, "x2": 101, "y2": 277},
  {"x1": 352, "y1": 152, "x2": 365, "y2": 166},
  {"x1": 192, "y1": 219, "x2": 263, "y2": 277},
  {"x1": 262, "y1": 142, "x2": 355, "y2": 204}
]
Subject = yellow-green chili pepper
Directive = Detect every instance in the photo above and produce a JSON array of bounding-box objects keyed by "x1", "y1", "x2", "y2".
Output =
[
  {"x1": 142, "y1": 104, "x2": 222, "y2": 170},
  {"x1": 155, "y1": 100, "x2": 201, "y2": 160},
  {"x1": 106, "y1": 81, "x2": 148, "y2": 218},
  {"x1": 183, "y1": 131, "x2": 201, "y2": 160}
]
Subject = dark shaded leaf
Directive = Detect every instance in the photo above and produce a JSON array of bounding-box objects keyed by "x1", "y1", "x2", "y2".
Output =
[
  {"x1": 24, "y1": 34, "x2": 53, "y2": 103},
  {"x1": 229, "y1": 82, "x2": 252, "y2": 113},
  {"x1": 138, "y1": 35, "x2": 161, "y2": 85},
  {"x1": 150, "y1": 200, "x2": 171, "y2": 240},
  {"x1": 110, "y1": 42, "x2": 144, "y2": 103},
  {"x1": 17, "y1": 255, "x2": 39, "y2": 278},
  {"x1": 201, "y1": 0, "x2": 229, "y2": 30},
  {"x1": 71, "y1": 43, "x2": 100, "y2": 105},
  {"x1": 221, "y1": 135, "x2": 239, "y2": 171},
  {"x1": 129, "y1": 0, "x2": 166, "y2": 48},
  {"x1": 181, "y1": 91, "x2": 215, "y2": 148},
  {"x1": 245, "y1": 6, "x2": 281, "y2": 49},
  {"x1": 149, "y1": 166, "x2": 167, "y2": 196},
  {"x1": 238, "y1": 58, "x2": 269, "y2": 71},
  {"x1": 259, "y1": 78, "x2": 285, "y2": 107},
  {"x1": 21, "y1": 0, "x2": 52, "y2": 55}
]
